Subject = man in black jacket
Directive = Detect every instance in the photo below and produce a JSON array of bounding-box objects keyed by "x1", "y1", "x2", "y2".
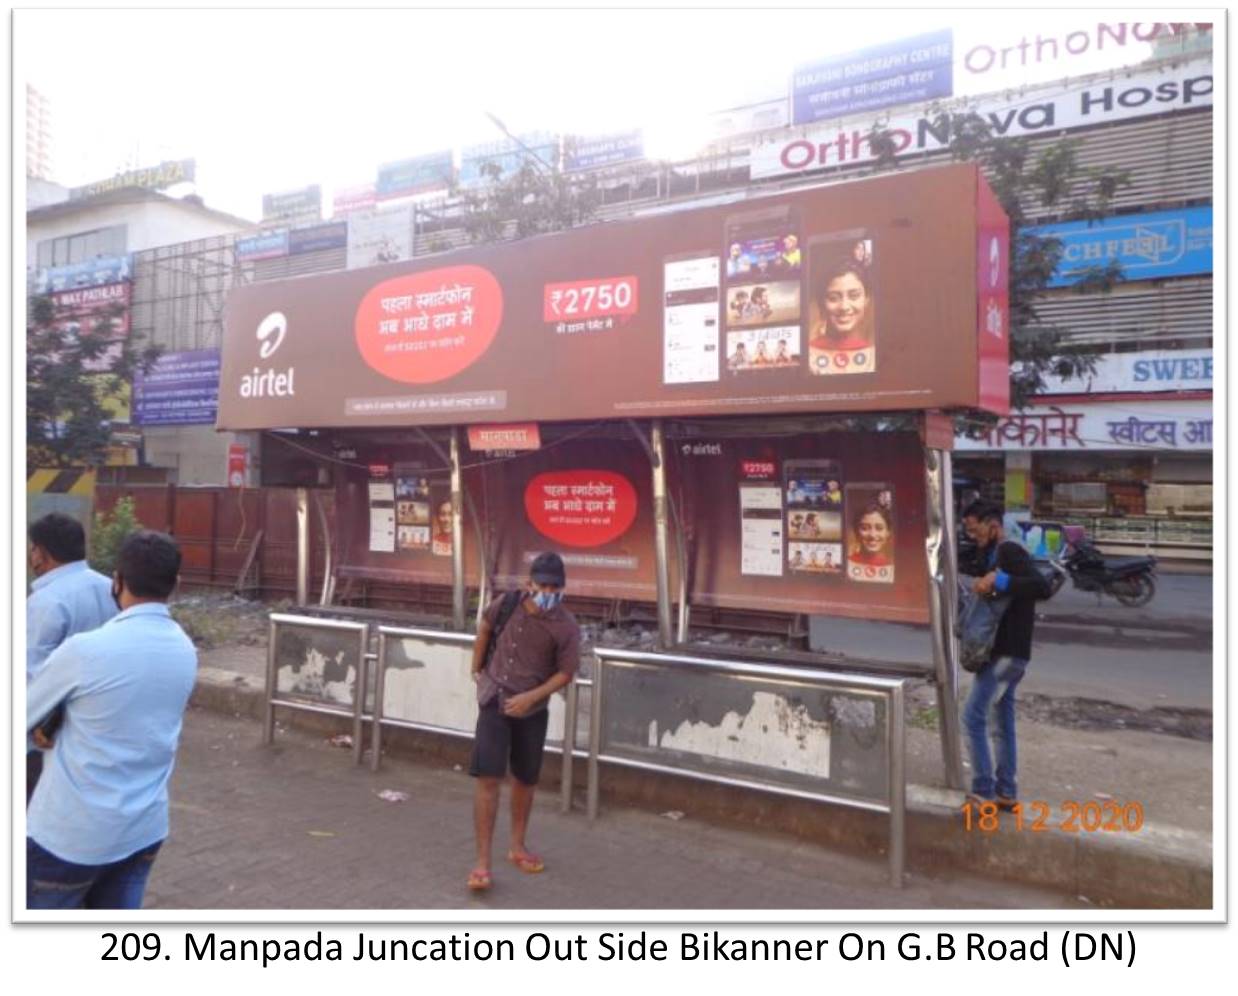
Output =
[{"x1": 960, "y1": 499, "x2": 1052, "y2": 809}]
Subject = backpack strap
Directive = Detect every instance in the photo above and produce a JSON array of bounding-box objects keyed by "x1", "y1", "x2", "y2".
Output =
[{"x1": 484, "y1": 590, "x2": 526, "y2": 666}]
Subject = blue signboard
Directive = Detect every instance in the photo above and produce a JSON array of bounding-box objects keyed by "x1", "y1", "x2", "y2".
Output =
[
  {"x1": 565, "y1": 131, "x2": 644, "y2": 172},
  {"x1": 459, "y1": 134, "x2": 559, "y2": 188},
  {"x1": 792, "y1": 29, "x2": 953, "y2": 125},
  {"x1": 133, "y1": 349, "x2": 221, "y2": 426},
  {"x1": 288, "y1": 221, "x2": 348, "y2": 255},
  {"x1": 1028, "y1": 207, "x2": 1213, "y2": 287},
  {"x1": 235, "y1": 230, "x2": 289, "y2": 261},
  {"x1": 35, "y1": 254, "x2": 132, "y2": 294},
  {"x1": 376, "y1": 151, "x2": 454, "y2": 198}
]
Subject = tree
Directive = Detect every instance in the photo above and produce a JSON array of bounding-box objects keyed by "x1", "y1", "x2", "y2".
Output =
[
  {"x1": 27, "y1": 291, "x2": 162, "y2": 468},
  {"x1": 456, "y1": 157, "x2": 602, "y2": 245},
  {"x1": 867, "y1": 113, "x2": 1131, "y2": 420}
]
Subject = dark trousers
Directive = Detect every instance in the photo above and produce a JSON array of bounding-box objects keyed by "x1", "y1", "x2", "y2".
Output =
[{"x1": 27, "y1": 839, "x2": 163, "y2": 910}]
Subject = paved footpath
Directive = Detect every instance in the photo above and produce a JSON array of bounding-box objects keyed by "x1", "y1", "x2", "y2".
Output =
[{"x1": 146, "y1": 706, "x2": 1084, "y2": 911}]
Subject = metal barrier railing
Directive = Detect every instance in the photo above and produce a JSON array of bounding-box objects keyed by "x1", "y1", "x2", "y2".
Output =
[
  {"x1": 589, "y1": 647, "x2": 907, "y2": 887},
  {"x1": 263, "y1": 613, "x2": 371, "y2": 766},
  {"x1": 371, "y1": 625, "x2": 583, "y2": 813}
]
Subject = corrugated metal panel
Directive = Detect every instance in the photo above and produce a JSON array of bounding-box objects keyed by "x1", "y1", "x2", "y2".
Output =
[
  {"x1": 1032, "y1": 278, "x2": 1212, "y2": 349},
  {"x1": 1013, "y1": 110, "x2": 1212, "y2": 218},
  {"x1": 252, "y1": 247, "x2": 346, "y2": 281}
]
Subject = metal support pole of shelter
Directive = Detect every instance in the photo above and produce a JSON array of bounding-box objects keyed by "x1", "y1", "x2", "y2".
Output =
[
  {"x1": 295, "y1": 487, "x2": 310, "y2": 607},
  {"x1": 925, "y1": 448, "x2": 964, "y2": 789},
  {"x1": 561, "y1": 679, "x2": 580, "y2": 813},
  {"x1": 450, "y1": 429, "x2": 466, "y2": 631},
  {"x1": 650, "y1": 421, "x2": 674, "y2": 649}
]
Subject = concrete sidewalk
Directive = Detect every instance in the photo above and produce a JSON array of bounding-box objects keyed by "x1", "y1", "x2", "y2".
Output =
[{"x1": 148, "y1": 706, "x2": 1088, "y2": 910}]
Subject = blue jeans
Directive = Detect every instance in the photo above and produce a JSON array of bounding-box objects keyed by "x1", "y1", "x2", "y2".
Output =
[
  {"x1": 27, "y1": 838, "x2": 162, "y2": 910},
  {"x1": 963, "y1": 656, "x2": 1028, "y2": 799}
]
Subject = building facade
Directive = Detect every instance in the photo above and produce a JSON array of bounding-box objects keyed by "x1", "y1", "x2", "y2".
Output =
[{"x1": 37, "y1": 46, "x2": 1212, "y2": 560}]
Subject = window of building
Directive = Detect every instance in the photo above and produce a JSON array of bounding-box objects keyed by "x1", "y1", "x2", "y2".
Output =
[{"x1": 36, "y1": 224, "x2": 128, "y2": 268}]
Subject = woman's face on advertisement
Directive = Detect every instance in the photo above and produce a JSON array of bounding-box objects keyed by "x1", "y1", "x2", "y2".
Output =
[
  {"x1": 437, "y1": 502, "x2": 452, "y2": 529},
  {"x1": 858, "y1": 510, "x2": 890, "y2": 553},
  {"x1": 824, "y1": 272, "x2": 868, "y2": 335}
]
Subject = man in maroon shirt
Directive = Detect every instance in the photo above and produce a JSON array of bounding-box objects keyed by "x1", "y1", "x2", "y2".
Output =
[{"x1": 467, "y1": 552, "x2": 580, "y2": 891}]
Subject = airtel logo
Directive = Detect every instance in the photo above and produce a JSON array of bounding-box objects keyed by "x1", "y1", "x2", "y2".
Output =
[
  {"x1": 988, "y1": 237, "x2": 1001, "y2": 288},
  {"x1": 256, "y1": 311, "x2": 287, "y2": 359},
  {"x1": 241, "y1": 311, "x2": 296, "y2": 399}
]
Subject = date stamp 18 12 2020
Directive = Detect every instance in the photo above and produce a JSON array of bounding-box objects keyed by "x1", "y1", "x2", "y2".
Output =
[{"x1": 962, "y1": 799, "x2": 1145, "y2": 834}]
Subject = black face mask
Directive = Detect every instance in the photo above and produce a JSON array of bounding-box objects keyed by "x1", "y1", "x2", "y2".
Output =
[{"x1": 111, "y1": 578, "x2": 123, "y2": 610}]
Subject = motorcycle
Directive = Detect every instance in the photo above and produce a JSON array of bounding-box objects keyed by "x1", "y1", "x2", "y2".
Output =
[{"x1": 1056, "y1": 539, "x2": 1157, "y2": 607}]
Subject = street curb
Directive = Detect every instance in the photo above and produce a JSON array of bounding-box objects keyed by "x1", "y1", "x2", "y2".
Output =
[{"x1": 189, "y1": 669, "x2": 1212, "y2": 910}]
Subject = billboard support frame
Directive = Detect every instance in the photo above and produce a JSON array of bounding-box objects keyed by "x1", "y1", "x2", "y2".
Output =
[{"x1": 925, "y1": 447, "x2": 964, "y2": 789}]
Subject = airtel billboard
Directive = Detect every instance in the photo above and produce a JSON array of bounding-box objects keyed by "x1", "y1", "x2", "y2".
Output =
[{"x1": 218, "y1": 163, "x2": 1008, "y2": 430}]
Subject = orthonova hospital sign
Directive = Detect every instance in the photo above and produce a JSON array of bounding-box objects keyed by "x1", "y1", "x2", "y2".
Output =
[{"x1": 753, "y1": 62, "x2": 1212, "y2": 179}]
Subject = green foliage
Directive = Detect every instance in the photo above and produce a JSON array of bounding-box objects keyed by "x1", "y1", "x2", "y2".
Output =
[
  {"x1": 457, "y1": 158, "x2": 601, "y2": 244},
  {"x1": 89, "y1": 496, "x2": 142, "y2": 577},
  {"x1": 27, "y1": 291, "x2": 162, "y2": 468},
  {"x1": 866, "y1": 112, "x2": 1132, "y2": 418}
]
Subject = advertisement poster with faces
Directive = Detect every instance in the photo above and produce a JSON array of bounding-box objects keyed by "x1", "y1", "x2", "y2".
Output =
[
  {"x1": 663, "y1": 212, "x2": 879, "y2": 386},
  {"x1": 430, "y1": 482, "x2": 453, "y2": 557},
  {"x1": 807, "y1": 232, "x2": 877, "y2": 377},
  {"x1": 783, "y1": 460, "x2": 844, "y2": 576},
  {"x1": 845, "y1": 483, "x2": 895, "y2": 584},
  {"x1": 394, "y1": 471, "x2": 431, "y2": 553},
  {"x1": 722, "y1": 207, "x2": 803, "y2": 376}
]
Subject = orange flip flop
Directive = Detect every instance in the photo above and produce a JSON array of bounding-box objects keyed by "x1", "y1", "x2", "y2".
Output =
[
  {"x1": 507, "y1": 850, "x2": 545, "y2": 874},
  {"x1": 467, "y1": 868, "x2": 492, "y2": 891}
]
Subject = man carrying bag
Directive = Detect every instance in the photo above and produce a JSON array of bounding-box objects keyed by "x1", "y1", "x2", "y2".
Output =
[{"x1": 958, "y1": 500, "x2": 1053, "y2": 810}]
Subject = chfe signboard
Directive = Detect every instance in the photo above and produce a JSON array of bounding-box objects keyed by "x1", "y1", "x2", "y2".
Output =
[{"x1": 218, "y1": 164, "x2": 1008, "y2": 431}]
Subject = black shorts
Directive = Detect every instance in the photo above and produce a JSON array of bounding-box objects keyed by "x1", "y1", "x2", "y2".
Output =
[{"x1": 468, "y1": 701, "x2": 551, "y2": 786}]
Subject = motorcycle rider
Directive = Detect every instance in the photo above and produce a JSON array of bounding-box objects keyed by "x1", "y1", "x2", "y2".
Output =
[{"x1": 959, "y1": 499, "x2": 1053, "y2": 810}]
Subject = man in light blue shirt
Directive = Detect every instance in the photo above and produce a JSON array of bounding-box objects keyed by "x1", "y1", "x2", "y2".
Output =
[
  {"x1": 26, "y1": 513, "x2": 116, "y2": 801},
  {"x1": 27, "y1": 530, "x2": 197, "y2": 910}
]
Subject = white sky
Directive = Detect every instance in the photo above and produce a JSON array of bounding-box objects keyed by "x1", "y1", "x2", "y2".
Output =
[{"x1": 16, "y1": 6, "x2": 1212, "y2": 222}]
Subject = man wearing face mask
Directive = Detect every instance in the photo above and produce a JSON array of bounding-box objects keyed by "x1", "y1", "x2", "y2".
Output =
[
  {"x1": 26, "y1": 530, "x2": 198, "y2": 909},
  {"x1": 26, "y1": 514, "x2": 116, "y2": 802},
  {"x1": 466, "y1": 552, "x2": 580, "y2": 892}
]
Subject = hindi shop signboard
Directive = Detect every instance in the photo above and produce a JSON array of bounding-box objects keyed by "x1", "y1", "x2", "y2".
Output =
[
  {"x1": 218, "y1": 164, "x2": 1008, "y2": 431},
  {"x1": 792, "y1": 29, "x2": 954, "y2": 125},
  {"x1": 955, "y1": 400, "x2": 1213, "y2": 452},
  {"x1": 754, "y1": 63, "x2": 1213, "y2": 180},
  {"x1": 1027, "y1": 207, "x2": 1213, "y2": 287},
  {"x1": 235, "y1": 230, "x2": 289, "y2": 262},
  {"x1": 36, "y1": 255, "x2": 132, "y2": 294},
  {"x1": 132, "y1": 349, "x2": 221, "y2": 426}
]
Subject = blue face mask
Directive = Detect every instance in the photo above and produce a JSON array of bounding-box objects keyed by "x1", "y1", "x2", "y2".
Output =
[{"x1": 532, "y1": 590, "x2": 563, "y2": 612}]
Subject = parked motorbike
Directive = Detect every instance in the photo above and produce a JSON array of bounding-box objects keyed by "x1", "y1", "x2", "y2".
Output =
[{"x1": 1057, "y1": 539, "x2": 1157, "y2": 607}]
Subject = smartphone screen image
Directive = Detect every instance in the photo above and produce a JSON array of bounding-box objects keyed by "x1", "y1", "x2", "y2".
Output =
[
  {"x1": 663, "y1": 252, "x2": 721, "y2": 385},
  {"x1": 739, "y1": 481, "x2": 784, "y2": 577},
  {"x1": 722, "y1": 206, "x2": 804, "y2": 375},
  {"x1": 845, "y1": 482, "x2": 895, "y2": 584},
  {"x1": 783, "y1": 458, "x2": 844, "y2": 576},
  {"x1": 807, "y1": 230, "x2": 877, "y2": 377}
]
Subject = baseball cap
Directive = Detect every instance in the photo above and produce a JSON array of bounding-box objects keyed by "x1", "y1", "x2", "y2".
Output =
[{"x1": 529, "y1": 552, "x2": 566, "y2": 587}]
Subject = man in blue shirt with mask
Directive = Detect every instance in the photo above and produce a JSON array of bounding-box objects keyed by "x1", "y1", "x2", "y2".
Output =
[
  {"x1": 26, "y1": 513, "x2": 116, "y2": 801},
  {"x1": 27, "y1": 530, "x2": 198, "y2": 910}
]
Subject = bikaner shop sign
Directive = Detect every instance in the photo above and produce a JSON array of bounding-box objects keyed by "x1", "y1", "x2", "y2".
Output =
[{"x1": 216, "y1": 163, "x2": 1008, "y2": 431}]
